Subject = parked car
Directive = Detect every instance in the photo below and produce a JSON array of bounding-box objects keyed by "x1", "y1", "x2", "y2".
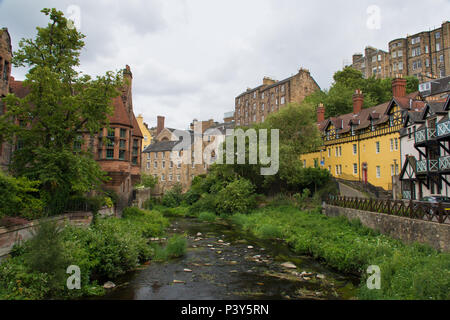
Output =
[{"x1": 418, "y1": 195, "x2": 450, "y2": 215}]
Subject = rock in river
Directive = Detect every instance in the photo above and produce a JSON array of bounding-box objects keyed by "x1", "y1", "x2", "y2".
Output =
[
  {"x1": 281, "y1": 262, "x2": 297, "y2": 269},
  {"x1": 103, "y1": 281, "x2": 116, "y2": 289}
]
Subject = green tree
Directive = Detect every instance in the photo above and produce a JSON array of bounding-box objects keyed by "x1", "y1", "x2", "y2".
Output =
[
  {"x1": 305, "y1": 67, "x2": 420, "y2": 118},
  {"x1": 0, "y1": 9, "x2": 123, "y2": 212},
  {"x1": 0, "y1": 171, "x2": 43, "y2": 220}
]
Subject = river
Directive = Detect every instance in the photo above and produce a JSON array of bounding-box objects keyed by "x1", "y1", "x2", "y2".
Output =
[{"x1": 98, "y1": 217, "x2": 359, "y2": 300}]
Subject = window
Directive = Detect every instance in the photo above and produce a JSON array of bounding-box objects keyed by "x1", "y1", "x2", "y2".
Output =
[
  {"x1": 436, "y1": 43, "x2": 441, "y2": 51},
  {"x1": 376, "y1": 166, "x2": 381, "y2": 178},
  {"x1": 3, "y1": 61, "x2": 9, "y2": 80},
  {"x1": 392, "y1": 51, "x2": 397, "y2": 58},
  {"x1": 170, "y1": 161, "x2": 173, "y2": 169},
  {"x1": 303, "y1": 160, "x2": 306, "y2": 167},
  {"x1": 261, "y1": 92, "x2": 265, "y2": 99},
  {"x1": 425, "y1": 46, "x2": 429, "y2": 54},
  {"x1": 177, "y1": 162, "x2": 181, "y2": 169},
  {"x1": 391, "y1": 165, "x2": 395, "y2": 177},
  {"x1": 353, "y1": 164, "x2": 358, "y2": 175},
  {"x1": 335, "y1": 165, "x2": 339, "y2": 175},
  {"x1": 328, "y1": 148, "x2": 331, "y2": 157},
  {"x1": 376, "y1": 142, "x2": 380, "y2": 154},
  {"x1": 440, "y1": 55, "x2": 444, "y2": 63},
  {"x1": 335, "y1": 147, "x2": 338, "y2": 157},
  {"x1": 408, "y1": 128, "x2": 412, "y2": 139},
  {"x1": 261, "y1": 103, "x2": 265, "y2": 111},
  {"x1": 339, "y1": 146, "x2": 342, "y2": 157},
  {"x1": 154, "y1": 161, "x2": 158, "y2": 168},
  {"x1": 411, "y1": 47, "x2": 421, "y2": 57},
  {"x1": 411, "y1": 37, "x2": 420, "y2": 45},
  {"x1": 161, "y1": 174, "x2": 165, "y2": 182},
  {"x1": 378, "y1": 54, "x2": 382, "y2": 61},
  {"x1": 425, "y1": 59, "x2": 430, "y2": 67},
  {"x1": 146, "y1": 162, "x2": 150, "y2": 170},
  {"x1": 119, "y1": 150, "x2": 125, "y2": 161},
  {"x1": 353, "y1": 144, "x2": 357, "y2": 155},
  {"x1": 281, "y1": 85, "x2": 285, "y2": 93},
  {"x1": 169, "y1": 174, "x2": 173, "y2": 182},
  {"x1": 398, "y1": 62, "x2": 403, "y2": 70},
  {"x1": 390, "y1": 139, "x2": 394, "y2": 151},
  {"x1": 394, "y1": 138, "x2": 398, "y2": 151},
  {"x1": 132, "y1": 139, "x2": 139, "y2": 165},
  {"x1": 106, "y1": 149, "x2": 114, "y2": 160},
  {"x1": 177, "y1": 175, "x2": 181, "y2": 182},
  {"x1": 436, "y1": 31, "x2": 441, "y2": 39},
  {"x1": 162, "y1": 160, "x2": 165, "y2": 169},
  {"x1": 398, "y1": 50, "x2": 403, "y2": 57},
  {"x1": 372, "y1": 56, "x2": 376, "y2": 63},
  {"x1": 281, "y1": 97, "x2": 285, "y2": 105}
]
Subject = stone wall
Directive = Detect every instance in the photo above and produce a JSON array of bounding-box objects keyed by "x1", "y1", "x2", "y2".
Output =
[
  {"x1": 0, "y1": 207, "x2": 115, "y2": 259},
  {"x1": 324, "y1": 204, "x2": 450, "y2": 252}
]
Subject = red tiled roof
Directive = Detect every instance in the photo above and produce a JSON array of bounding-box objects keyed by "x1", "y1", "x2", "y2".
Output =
[{"x1": 109, "y1": 96, "x2": 132, "y2": 127}]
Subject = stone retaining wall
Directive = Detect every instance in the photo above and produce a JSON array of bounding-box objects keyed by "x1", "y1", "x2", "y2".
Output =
[
  {"x1": 324, "y1": 204, "x2": 450, "y2": 252},
  {"x1": 0, "y1": 206, "x2": 115, "y2": 259}
]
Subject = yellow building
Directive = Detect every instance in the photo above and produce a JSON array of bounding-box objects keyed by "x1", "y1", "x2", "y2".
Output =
[
  {"x1": 301, "y1": 78, "x2": 426, "y2": 191},
  {"x1": 136, "y1": 114, "x2": 152, "y2": 151}
]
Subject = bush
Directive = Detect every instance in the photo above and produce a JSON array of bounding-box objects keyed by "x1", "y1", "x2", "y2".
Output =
[
  {"x1": 188, "y1": 193, "x2": 217, "y2": 215},
  {"x1": 162, "y1": 183, "x2": 184, "y2": 208},
  {"x1": 256, "y1": 224, "x2": 283, "y2": 239},
  {"x1": 215, "y1": 179, "x2": 257, "y2": 215},
  {"x1": 0, "y1": 171, "x2": 43, "y2": 220},
  {"x1": 198, "y1": 212, "x2": 217, "y2": 222},
  {"x1": 165, "y1": 235, "x2": 187, "y2": 258}
]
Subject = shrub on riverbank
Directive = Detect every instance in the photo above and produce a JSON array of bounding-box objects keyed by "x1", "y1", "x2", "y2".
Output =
[
  {"x1": 153, "y1": 234, "x2": 187, "y2": 261},
  {"x1": 229, "y1": 204, "x2": 450, "y2": 300},
  {"x1": 0, "y1": 208, "x2": 169, "y2": 300},
  {"x1": 198, "y1": 212, "x2": 217, "y2": 222}
]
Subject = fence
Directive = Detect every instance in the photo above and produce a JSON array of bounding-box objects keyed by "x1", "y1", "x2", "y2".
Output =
[{"x1": 327, "y1": 196, "x2": 449, "y2": 224}]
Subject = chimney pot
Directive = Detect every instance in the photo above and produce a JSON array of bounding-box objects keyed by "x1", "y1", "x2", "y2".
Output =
[
  {"x1": 317, "y1": 103, "x2": 326, "y2": 123},
  {"x1": 392, "y1": 77, "x2": 407, "y2": 97},
  {"x1": 157, "y1": 116, "x2": 165, "y2": 136},
  {"x1": 353, "y1": 89, "x2": 364, "y2": 114}
]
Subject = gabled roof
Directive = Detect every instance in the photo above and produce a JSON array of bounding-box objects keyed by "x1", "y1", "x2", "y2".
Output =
[
  {"x1": 131, "y1": 113, "x2": 143, "y2": 138},
  {"x1": 109, "y1": 96, "x2": 132, "y2": 127},
  {"x1": 318, "y1": 93, "x2": 426, "y2": 135},
  {"x1": 400, "y1": 156, "x2": 417, "y2": 181}
]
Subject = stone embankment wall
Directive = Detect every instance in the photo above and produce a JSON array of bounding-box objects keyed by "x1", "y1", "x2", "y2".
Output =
[
  {"x1": 0, "y1": 207, "x2": 115, "y2": 259},
  {"x1": 324, "y1": 204, "x2": 450, "y2": 252}
]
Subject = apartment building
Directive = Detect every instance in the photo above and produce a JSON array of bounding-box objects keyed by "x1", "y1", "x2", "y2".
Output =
[
  {"x1": 400, "y1": 96, "x2": 450, "y2": 199},
  {"x1": 234, "y1": 68, "x2": 320, "y2": 126},
  {"x1": 350, "y1": 21, "x2": 450, "y2": 81},
  {"x1": 301, "y1": 77, "x2": 426, "y2": 191},
  {"x1": 142, "y1": 117, "x2": 233, "y2": 195}
]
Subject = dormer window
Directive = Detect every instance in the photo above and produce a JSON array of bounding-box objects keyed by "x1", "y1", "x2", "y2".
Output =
[
  {"x1": 389, "y1": 114, "x2": 394, "y2": 127},
  {"x1": 351, "y1": 125, "x2": 356, "y2": 136},
  {"x1": 371, "y1": 119, "x2": 376, "y2": 131},
  {"x1": 326, "y1": 131, "x2": 330, "y2": 141}
]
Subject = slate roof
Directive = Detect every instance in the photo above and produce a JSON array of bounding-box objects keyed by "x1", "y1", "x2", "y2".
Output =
[
  {"x1": 317, "y1": 92, "x2": 426, "y2": 135},
  {"x1": 143, "y1": 130, "x2": 195, "y2": 153},
  {"x1": 420, "y1": 76, "x2": 450, "y2": 98}
]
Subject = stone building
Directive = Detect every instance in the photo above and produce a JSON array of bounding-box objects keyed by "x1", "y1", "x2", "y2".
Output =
[
  {"x1": 142, "y1": 116, "x2": 233, "y2": 196},
  {"x1": 234, "y1": 68, "x2": 320, "y2": 126},
  {"x1": 350, "y1": 21, "x2": 450, "y2": 81},
  {"x1": 419, "y1": 75, "x2": 450, "y2": 102}
]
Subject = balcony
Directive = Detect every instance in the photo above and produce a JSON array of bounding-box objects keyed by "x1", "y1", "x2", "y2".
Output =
[
  {"x1": 437, "y1": 120, "x2": 450, "y2": 139},
  {"x1": 439, "y1": 155, "x2": 450, "y2": 172},
  {"x1": 416, "y1": 159, "x2": 439, "y2": 174},
  {"x1": 415, "y1": 128, "x2": 437, "y2": 145}
]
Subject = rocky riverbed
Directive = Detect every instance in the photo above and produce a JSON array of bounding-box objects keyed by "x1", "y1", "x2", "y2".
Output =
[{"x1": 97, "y1": 217, "x2": 359, "y2": 300}]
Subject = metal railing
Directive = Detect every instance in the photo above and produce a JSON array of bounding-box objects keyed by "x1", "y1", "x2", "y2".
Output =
[
  {"x1": 327, "y1": 196, "x2": 449, "y2": 224},
  {"x1": 437, "y1": 120, "x2": 450, "y2": 137}
]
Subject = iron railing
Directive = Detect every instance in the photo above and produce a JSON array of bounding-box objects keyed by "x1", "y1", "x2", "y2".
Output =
[
  {"x1": 327, "y1": 196, "x2": 449, "y2": 224},
  {"x1": 415, "y1": 128, "x2": 437, "y2": 144},
  {"x1": 437, "y1": 120, "x2": 450, "y2": 137}
]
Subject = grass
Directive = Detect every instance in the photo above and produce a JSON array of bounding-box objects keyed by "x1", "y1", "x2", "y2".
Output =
[
  {"x1": 228, "y1": 204, "x2": 450, "y2": 300},
  {"x1": 153, "y1": 234, "x2": 188, "y2": 261},
  {"x1": 198, "y1": 212, "x2": 217, "y2": 222},
  {"x1": 0, "y1": 207, "x2": 172, "y2": 300}
]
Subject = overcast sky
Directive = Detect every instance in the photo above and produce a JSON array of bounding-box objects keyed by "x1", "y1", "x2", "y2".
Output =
[{"x1": 0, "y1": 0, "x2": 449, "y2": 129}]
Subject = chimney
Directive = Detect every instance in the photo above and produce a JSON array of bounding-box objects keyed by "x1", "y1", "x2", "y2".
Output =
[
  {"x1": 392, "y1": 76, "x2": 407, "y2": 97},
  {"x1": 263, "y1": 77, "x2": 276, "y2": 86},
  {"x1": 317, "y1": 103, "x2": 325, "y2": 123},
  {"x1": 353, "y1": 89, "x2": 364, "y2": 114},
  {"x1": 157, "y1": 116, "x2": 165, "y2": 136}
]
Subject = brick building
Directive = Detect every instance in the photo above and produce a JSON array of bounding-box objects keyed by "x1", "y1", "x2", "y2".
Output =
[
  {"x1": 88, "y1": 65, "x2": 143, "y2": 208},
  {"x1": 0, "y1": 28, "x2": 142, "y2": 207},
  {"x1": 0, "y1": 28, "x2": 12, "y2": 171},
  {"x1": 142, "y1": 116, "x2": 233, "y2": 195},
  {"x1": 234, "y1": 68, "x2": 320, "y2": 126}
]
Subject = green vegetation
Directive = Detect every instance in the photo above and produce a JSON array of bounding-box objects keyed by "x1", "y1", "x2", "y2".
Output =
[
  {"x1": 153, "y1": 235, "x2": 188, "y2": 262},
  {"x1": 0, "y1": 171, "x2": 43, "y2": 220},
  {"x1": 135, "y1": 174, "x2": 158, "y2": 190},
  {"x1": 198, "y1": 212, "x2": 217, "y2": 222},
  {"x1": 304, "y1": 67, "x2": 419, "y2": 118},
  {"x1": 0, "y1": 208, "x2": 170, "y2": 300},
  {"x1": 0, "y1": 8, "x2": 124, "y2": 218},
  {"x1": 228, "y1": 204, "x2": 450, "y2": 300}
]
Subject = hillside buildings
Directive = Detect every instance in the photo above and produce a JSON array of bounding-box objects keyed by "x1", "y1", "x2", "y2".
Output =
[
  {"x1": 234, "y1": 68, "x2": 320, "y2": 126},
  {"x1": 136, "y1": 114, "x2": 153, "y2": 150},
  {"x1": 350, "y1": 21, "x2": 450, "y2": 81},
  {"x1": 142, "y1": 116, "x2": 234, "y2": 196}
]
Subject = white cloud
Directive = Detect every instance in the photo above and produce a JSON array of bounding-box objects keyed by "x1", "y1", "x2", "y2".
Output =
[{"x1": 1, "y1": 0, "x2": 449, "y2": 129}]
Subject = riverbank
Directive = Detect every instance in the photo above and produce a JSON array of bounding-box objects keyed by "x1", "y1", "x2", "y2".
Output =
[
  {"x1": 226, "y1": 204, "x2": 450, "y2": 300},
  {"x1": 98, "y1": 216, "x2": 359, "y2": 300},
  {"x1": 0, "y1": 208, "x2": 171, "y2": 300}
]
